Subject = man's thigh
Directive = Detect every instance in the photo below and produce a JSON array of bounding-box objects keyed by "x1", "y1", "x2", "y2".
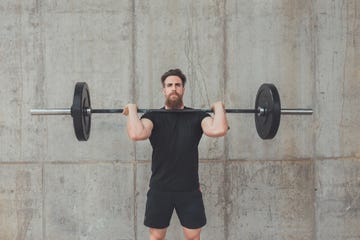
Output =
[
  {"x1": 144, "y1": 189, "x2": 174, "y2": 229},
  {"x1": 174, "y1": 190, "x2": 207, "y2": 229}
]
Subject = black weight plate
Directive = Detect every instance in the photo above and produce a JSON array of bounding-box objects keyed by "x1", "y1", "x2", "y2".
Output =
[
  {"x1": 254, "y1": 83, "x2": 281, "y2": 139},
  {"x1": 71, "y1": 82, "x2": 91, "y2": 141}
]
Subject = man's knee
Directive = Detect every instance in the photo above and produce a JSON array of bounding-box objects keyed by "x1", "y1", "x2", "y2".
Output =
[
  {"x1": 183, "y1": 227, "x2": 201, "y2": 240},
  {"x1": 149, "y1": 228, "x2": 167, "y2": 240}
]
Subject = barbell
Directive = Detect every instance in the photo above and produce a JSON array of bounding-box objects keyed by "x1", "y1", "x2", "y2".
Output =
[{"x1": 30, "y1": 82, "x2": 313, "y2": 141}]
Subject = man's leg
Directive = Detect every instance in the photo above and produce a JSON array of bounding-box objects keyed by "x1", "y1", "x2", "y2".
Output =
[
  {"x1": 182, "y1": 227, "x2": 201, "y2": 240},
  {"x1": 175, "y1": 190, "x2": 206, "y2": 240},
  {"x1": 149, "y1": 228, "x2": 167, "y2": 240},
  {"x1": 144, "y1": 190, "x2": 173, "y2": 239}
]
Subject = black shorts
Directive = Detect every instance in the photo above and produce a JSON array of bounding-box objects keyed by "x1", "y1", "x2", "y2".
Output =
[{"x1": 144, "y1": 189, "x2": 206, "y2": 229}]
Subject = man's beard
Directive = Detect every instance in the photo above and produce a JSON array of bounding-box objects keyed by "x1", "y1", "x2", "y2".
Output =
[{"x1": 165, "y1": 92, "x2": 183, "y2": 109}]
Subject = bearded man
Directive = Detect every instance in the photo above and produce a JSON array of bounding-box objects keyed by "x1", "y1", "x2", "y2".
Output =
[{"x1": 123, "y1": 68, "x2": 228, "y2": 240}]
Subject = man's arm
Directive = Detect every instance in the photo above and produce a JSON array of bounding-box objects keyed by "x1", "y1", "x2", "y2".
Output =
[
  {"x1": 201, "y1": 101, "x2": 228, "y2": 137},
  {"x1": 122, "y1": 104, "x2": 153, "y2": 141}
]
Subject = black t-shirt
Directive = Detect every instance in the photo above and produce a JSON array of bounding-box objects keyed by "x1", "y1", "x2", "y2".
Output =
[{"x1": 141, "y1": 107, "x2": 210, "y2": 192}]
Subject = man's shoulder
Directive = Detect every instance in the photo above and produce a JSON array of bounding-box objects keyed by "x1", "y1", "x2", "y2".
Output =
[{"x1": 140, "y1": 107, "x2": 165, "y2": 120}]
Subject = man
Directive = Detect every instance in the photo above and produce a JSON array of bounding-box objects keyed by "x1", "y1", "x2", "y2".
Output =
[{"x1": 123, "y1": 69, "x2": 228, "y2": 240}]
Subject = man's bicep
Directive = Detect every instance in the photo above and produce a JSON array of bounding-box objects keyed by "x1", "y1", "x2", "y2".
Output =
[
  {"x1": 140, "y1": 118, "x2": 154, "y2": 139},
  {"x1": 201, "y1": 116, "x2": 215, "y2": 137}
]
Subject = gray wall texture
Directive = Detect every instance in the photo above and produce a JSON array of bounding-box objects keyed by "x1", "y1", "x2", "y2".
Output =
[{"x1": 0, "y1": 0, "x2": 359, "y2": 239}]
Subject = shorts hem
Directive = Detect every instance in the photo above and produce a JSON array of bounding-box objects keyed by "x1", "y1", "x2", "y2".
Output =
[
  {"x1": 180, "y1": 221, "x2": 207, "y2": 229},
  {"x1": 144, "y1": 222, "x2": 170, "y2": 229}
]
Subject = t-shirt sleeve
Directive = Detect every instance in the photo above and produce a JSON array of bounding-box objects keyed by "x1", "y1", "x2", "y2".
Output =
[
  {"x1": 199, "y1": 111, "x2": 211, "y2": 122},
  {"x1": 140, "y1": 111, "x2": 153, "y2": 121}
]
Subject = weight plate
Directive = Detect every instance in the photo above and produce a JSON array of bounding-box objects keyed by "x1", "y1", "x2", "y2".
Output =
[
  {"x1": 71, "y1": 82, "x2": 91, "y2": 141},
  {"x1": 254, "y1": 83, "x2": 281, "y2": 139}
]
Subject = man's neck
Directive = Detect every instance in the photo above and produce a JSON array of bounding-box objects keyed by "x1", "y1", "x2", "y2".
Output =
[{"x1": 164, "y1": 105, "x2": 185, "y2": 110}]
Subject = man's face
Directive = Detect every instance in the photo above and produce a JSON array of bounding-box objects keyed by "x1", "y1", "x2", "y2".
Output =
[{"x1": 162, "y1": 75, "x2": 185, "y2": 109}]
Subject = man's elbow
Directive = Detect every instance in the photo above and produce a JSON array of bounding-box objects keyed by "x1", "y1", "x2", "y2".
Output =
[
  {"x1": 205, "y1": 126, "x2": 228, "y2": 137},
  {"x1": 127, "y1": 132, "x2": 149, "y2": 141},
  {"x1": 128, "y1": 135, "x2": 140, "y2": 141},
  {"x1": 216, "y1": 127, "x2": 228, "y2": 137}
]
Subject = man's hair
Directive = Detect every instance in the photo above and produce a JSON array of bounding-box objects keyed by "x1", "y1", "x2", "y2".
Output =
[{"x1": 161, "y1": 68, "x2": 187, "y2": 87}]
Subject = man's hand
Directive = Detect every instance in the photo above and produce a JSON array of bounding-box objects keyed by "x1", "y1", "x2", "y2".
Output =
[
  {"x1": 211, "y1": 101, "x2": 226, "y2": 113},
  {"x1": 122, "y1": 103, "x2": 138, "y2": 116}
]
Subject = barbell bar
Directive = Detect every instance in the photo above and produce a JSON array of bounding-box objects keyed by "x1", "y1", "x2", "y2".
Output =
[
  {"x1": 30, "y1": 82, "x2": 313, "y2": 141},
  {"x1": 30, "y1": 108, "x2": 313, "y2": 115}
]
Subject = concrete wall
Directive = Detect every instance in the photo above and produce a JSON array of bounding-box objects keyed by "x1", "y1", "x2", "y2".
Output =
[{"x1": 0, "y1": 0, "x2": 359, "y2": 239}]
